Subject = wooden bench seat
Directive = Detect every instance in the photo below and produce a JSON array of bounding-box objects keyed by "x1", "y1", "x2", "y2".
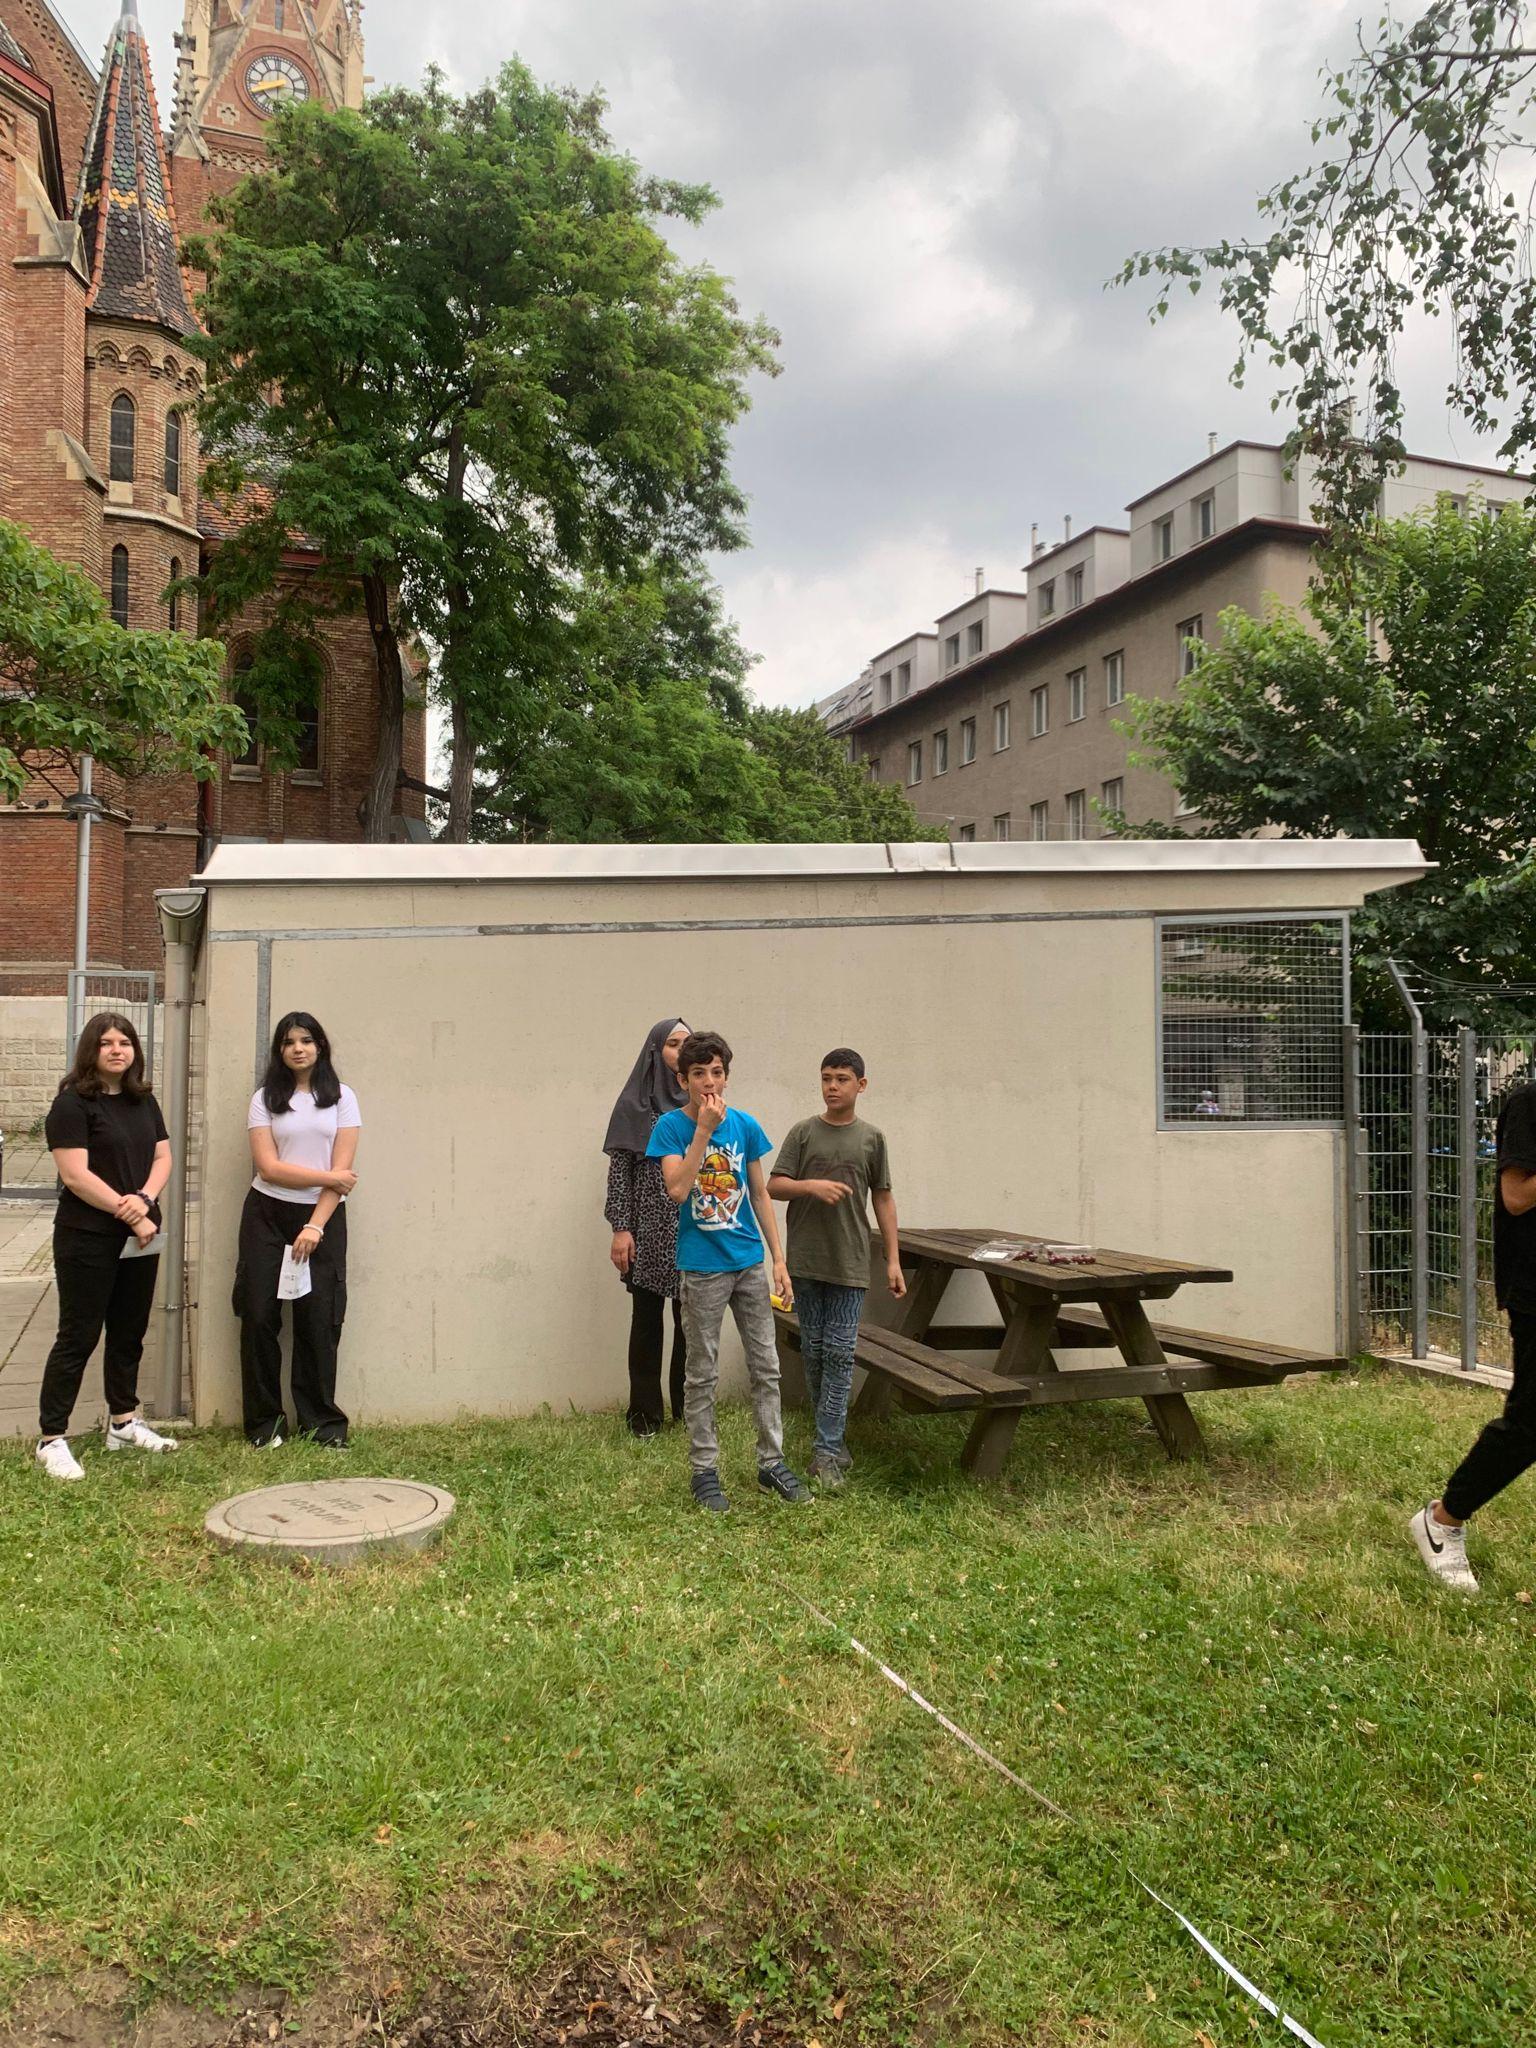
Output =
[
  {"x1": 773, "y1": 1309, "x2": 1029, "y2": 1412},
  {"x1": 1049, "y1": 1305, "x2": 1346, "y2": 1377}
]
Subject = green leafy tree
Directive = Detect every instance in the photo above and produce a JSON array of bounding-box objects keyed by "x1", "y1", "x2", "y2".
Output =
[
  {"x1": 0, "y1": 517, "x2": 238, "y2": 803},
  {"x1": 1123, "y1": 499, "x2": 1536, "y2": 1014},
  {"x1": 1119, "y1": 1, "x2": 1536, "y2": 540},
  {"x1": 190, "y1": 64, "x2": 776, "y2": 841},
  {"x1": 471, "y1": 567, "x2": 938, "y2": 844}
]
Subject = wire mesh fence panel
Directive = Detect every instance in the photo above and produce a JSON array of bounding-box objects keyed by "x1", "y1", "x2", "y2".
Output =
[
  {"x1": 1357, "y1": 1030, "x2": 1536, "y2": 1370},
  {"x1": 66, "y1": 971, "x2": 157, "y2": 1082},
  {"x1": 1158, "y1": 917, "x2": 1347, "y2": 1126}
]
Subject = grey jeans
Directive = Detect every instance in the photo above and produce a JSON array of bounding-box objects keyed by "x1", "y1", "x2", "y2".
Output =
[{"x1": 679, "y1": 1263, "x2": 784, "y2": 1473}]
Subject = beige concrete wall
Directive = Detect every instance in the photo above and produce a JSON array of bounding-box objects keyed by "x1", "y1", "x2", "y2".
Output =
[{"x1": 185, "y1": 855, "x2": 1404, "y2": 1428}]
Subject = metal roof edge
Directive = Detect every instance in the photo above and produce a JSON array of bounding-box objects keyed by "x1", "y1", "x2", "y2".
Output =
[{"x1": 195, "y1": 839, "x2": 1430, "y2": 886}]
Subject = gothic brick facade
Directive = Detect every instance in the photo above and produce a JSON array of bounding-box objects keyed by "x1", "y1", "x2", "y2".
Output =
[{"x1": 0, "y1": 0, "x2": 423, "y2": 975}]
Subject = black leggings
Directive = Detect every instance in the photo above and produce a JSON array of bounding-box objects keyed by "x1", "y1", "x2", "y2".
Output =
[
  {"x1": 627, "y1": 1285, "x2": 685, "y2": 1433},
  {"x1": 233, "y1": 1189, "x2": 349, "y2": 1444},
  {"x1": 39, "y1": 1225, "x2": 159, "y2": 1437},
  {"x1": 1443, "y1": 1308, "x2": 1536, "y2": 1520}
]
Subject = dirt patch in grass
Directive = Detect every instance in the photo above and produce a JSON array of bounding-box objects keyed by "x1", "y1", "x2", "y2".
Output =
[{"x1": 0, "y1": 1951, "x2": 808, "y2": 2048}]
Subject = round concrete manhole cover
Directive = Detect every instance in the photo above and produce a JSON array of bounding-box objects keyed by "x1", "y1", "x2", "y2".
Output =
[{"x1": 205, "y1": 1478, "x2": 455, "y2": 1565}]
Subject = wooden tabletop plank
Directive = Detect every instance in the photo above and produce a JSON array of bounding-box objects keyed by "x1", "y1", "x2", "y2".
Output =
[{"x1": 897, "y1": 1227, "x2": 1232, "y2": 1291}]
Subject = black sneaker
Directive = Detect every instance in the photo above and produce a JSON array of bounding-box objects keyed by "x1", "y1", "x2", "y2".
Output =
[
  {"x1": 758, "y1": 1460, "x2": 811, "y2": 1504},
  {"x1": 691, "y1": 1467, "x2": 731, "y2": 1513},
  {"x1": 250, "y1": 1422, "x2": 287, "y2": 1449}
]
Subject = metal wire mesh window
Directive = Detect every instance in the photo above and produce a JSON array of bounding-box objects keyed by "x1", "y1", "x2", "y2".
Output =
[{"x1": 1158, "y1": 917, "x2": 1346, "y2": 1126}]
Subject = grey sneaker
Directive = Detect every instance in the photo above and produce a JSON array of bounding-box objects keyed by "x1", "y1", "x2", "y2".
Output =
[
  {"x1": 810, "y1": 1457, "x2": 846, "y2": 1491},
  {"x1": 1410, "y1": 1502, "x2": 1479, "y2": 1595},
  {"x1": 758, "y1": 1460, "x2": 811, "y2": 1504},
  {"x1": 690, "y1": 1467, "x2": 731, "y2": 1514}
]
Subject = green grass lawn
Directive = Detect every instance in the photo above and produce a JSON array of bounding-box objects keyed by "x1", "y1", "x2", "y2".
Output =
[{"x1": 1, "y1": 1369, "x2": 1533, "y2": 2046}]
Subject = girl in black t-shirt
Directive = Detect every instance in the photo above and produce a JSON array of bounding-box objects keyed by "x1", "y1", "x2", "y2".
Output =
[{"x1": 36, "y1": 1013, "x2": 177, "y2": 1481}]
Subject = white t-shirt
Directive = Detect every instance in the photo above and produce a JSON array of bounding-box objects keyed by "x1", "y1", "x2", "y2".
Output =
[{"x1": 248, "y1": 1084, "x2": 361, "y2": 1203}]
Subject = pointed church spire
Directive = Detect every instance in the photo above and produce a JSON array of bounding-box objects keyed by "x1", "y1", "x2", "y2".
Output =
[{"x1": 76, "y1": 0, "x2": 198, "y2": 334}]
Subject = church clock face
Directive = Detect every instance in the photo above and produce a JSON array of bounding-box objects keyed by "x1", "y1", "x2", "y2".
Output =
[{"x1": 244, "y1": 53, "x2": 310, "y2": 113}]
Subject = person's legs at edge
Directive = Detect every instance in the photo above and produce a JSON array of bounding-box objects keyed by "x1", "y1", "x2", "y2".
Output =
[
  {"x1": 667, "y1": 1295, "x2": 687, "y2": 1424},
  {"x1": 1413, "y1": 1307, "x2": 1536, "y2": 1590},
  {"x1": 809, "y1": 1282, "x2": 864, "y2": 1475},
  {"x1": 236, "y1": 1191, "x2": 289, "y2": 1444},
  {"x1": 730, "y1": 1265, "x2": 807, "y2": 1501},
  {"x1": 37, "y1": 1230, "x2": 120, "y2": 1465},
  {"x1": 290, "y1": 1212, "x2": 349, "y2": 1446},
  {"x1": 680, "y1": 1271, "x2": 731, "y2": 1508},
  {"x1": 626, "y1": 1285, "x2": 666, "y2": 1434}
]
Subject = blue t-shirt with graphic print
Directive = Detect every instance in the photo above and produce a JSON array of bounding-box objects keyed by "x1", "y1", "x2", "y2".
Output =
[{"x1": 646, "y1": 1105, "x2": 773, "y2": 1273}]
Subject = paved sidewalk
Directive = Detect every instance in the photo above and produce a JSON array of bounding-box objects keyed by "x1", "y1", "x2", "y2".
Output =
[{"x1": 0, "y1": 1202, "x2": 107, "y2": 1440}]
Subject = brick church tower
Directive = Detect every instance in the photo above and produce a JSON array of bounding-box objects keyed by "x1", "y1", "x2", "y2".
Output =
[{"x1": 0, "y1": 0, "x2": 423, "y2": 980}]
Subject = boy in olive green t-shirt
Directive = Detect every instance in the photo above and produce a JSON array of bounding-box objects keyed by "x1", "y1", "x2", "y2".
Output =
[{"x1": 767, "y1": 1048, "x2": 904, "y2": 1486}]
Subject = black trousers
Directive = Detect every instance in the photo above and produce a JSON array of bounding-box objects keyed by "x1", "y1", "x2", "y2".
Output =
[
  {"x1": 39, "y1": 1224, "x2": 160, "y2": 1437},
  {"x1": 1443, "y1": 1308, "x2": 1536, "y2": 1520},
  {"x1": 627, "y1": 1285, "x2": 686, "y2": 1432},
  {"x1": 234, "y1": 1189, "x2": 349, "y2": 1444}
]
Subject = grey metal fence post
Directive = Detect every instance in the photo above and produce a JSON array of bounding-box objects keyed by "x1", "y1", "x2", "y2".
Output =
[
  {"x1": 1342, "y1": 1025, "x2": 1365, "y2": 1358},
  {"x1": 1459, "y1": 1025, "x2": 1479, "y2": 1373},
  {"x1": 1411, "y1": 1023, "x2": 1429, "y2": 1358}
]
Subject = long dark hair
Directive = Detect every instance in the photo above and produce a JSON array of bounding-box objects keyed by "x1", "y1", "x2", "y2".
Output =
[
  {"x1": 261, "y1": 1011, "x2": 342, "y2": 1115},
  {"x1": 61, "y1": 1012, "x2": 149, "y2": 1100}
]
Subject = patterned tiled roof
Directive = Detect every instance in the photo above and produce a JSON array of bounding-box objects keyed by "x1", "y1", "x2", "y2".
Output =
[{"x1": 75, "y1": 0, "x2": 196, "y2": 335}]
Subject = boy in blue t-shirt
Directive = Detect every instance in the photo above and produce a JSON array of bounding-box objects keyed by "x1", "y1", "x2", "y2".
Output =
[{"x1": 646, "y1": 1030, "x2": 810, "y2": 1513}]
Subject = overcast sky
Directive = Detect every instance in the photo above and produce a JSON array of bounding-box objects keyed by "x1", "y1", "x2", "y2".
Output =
[{"x1": 79, "y1": 0, "x2": 1510, "y2": 708}]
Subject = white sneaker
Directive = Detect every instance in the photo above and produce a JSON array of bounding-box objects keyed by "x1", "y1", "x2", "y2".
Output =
[
  {"x1": 1410, "y1": 1502, "x2": 1479, "y2": 1594},
  {"x1": 106, "y1": 1415, "x2": 179, "y2": 1454},
  {"x1": 36, "y1": 1437, "x2": 84, "y2": 1481}
]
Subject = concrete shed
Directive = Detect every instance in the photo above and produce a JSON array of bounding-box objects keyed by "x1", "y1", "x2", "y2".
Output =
[{"x1": 181, "y1": 838, "x2": 1425, "y2": 1426}]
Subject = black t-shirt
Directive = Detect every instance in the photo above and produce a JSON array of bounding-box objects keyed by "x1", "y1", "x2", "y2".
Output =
[
  {"x1": 45, "y1": 1086, "x2": 169, "y2": 1236},
  {"x1": 1494, "y1": 1084, "x2": 1536, "y2": 1312}
]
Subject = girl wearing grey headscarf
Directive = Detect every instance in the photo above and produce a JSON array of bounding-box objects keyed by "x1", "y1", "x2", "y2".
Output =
[{"x1": 604, "y1": 1018, "x2": 690, "y2": 1435}]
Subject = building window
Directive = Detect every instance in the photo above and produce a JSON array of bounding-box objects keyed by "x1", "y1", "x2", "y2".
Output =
[
  {"x1": 957, "y1": 823, "x2": 975, "y2": 843},
  {"x1": 274, "y1": 0, "x2": 284, "y2": 25},
  {"x1": 866, "y1": 757, "x2": 881, "y2": 779},
  {"x1": 109, "y1": 544, "x2": 129, "y2": 627},
  {"x1": 1176, "y1": 790, "x2": 1201, "y2": 817},
  {"x1": 1158, "y1": 916, "x2": 1347, "y2": 1127},
  {"x1": 1030, "y1": 799, "x2": 1049, "y2": 841},
  {"x1": 1066, "y1": 565, "x2": 1084, "y2": 609},
  {"x1": 1155, "y1": 515, "x2": 1173, "y2": 562},
  {"x1": 1104, "y1": 649, "x2": 1125, "y2": 707},
  {"x1": 167, "y1": 555, "x2": 181, "y2": 632},
  {"x1": 993, "y1": 812, "x2": 1011, "y2": 841},
  {"x1": 1196, "y1": 492, "x2": 1214, "y2": 541},
  {"x1": 932, "y1": 728, "x2": 949, "y2": 775},
  {"x1": 1029, "y1": 685, "x2": 1048, "y2": 739},
  {"x1": 994, "y1": 700, "x2": 1011, "y2": 751},
  {"x1": 879, "y1": 670, "x2": 893, "y2": 708},
  {"x1": 1177, "y1": 615, "x2": 1205, "y2": 676},
  {"x1": 959, "y1": 716, "x2": 976, "y2": 765},
  {"x1": 897, "y1": 660, "x2": 912, "y2": 696},
  {"x1": 1065, "y1": 789, "x2": 1087, "y2": 840},
  {"x1": 966, "y1": 620, "x2": 984, "y2": 658},
  {"x1": 1101, "y1": 775, "x2": 1124, "y2": 814},
  {"x1": 231, "y1": 649, "x2": 260, "y2": 773},
  {"x1": 945, "y1": 633, "x2": 961, "y2": 669},
  {"x1": 164, "y1": 410, "x2": 183, "y2": 497},
  {"x1": 906, "y1": 740, "x2": 922, "y2": 785},
  {"x1": 1039, "y1": 580, "x2": 1055, "y2": 619},
  {"x1": 109, "y1": 394, "x2": 136, "y2": 482},
  {"x1": 1067, "y1": 668, "x2": 1086, "y2": 721}
]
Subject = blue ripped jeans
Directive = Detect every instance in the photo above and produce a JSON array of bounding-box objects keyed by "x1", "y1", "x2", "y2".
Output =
[{"x1": 795, "y1": 1277, "x2": 865, "y2": 1466}]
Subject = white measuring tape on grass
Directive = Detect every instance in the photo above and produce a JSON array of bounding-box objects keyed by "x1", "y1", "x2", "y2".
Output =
[{"x1": 788, "y1": 1590, "x2": 1329, "y2": 2048}]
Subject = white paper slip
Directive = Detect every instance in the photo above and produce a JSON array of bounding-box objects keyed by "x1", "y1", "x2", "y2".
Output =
[
  {"x1": 278, "y1": 1247, "x2": 313, "y2": 1300},
  {"x1": 120, "y1": 1231, "x2": 163, "y2": 1261}
]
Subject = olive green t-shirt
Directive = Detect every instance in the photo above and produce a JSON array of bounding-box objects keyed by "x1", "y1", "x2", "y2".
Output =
[{"x1": 775, "y1": 1116, "x2": 892, "y2": 1289}]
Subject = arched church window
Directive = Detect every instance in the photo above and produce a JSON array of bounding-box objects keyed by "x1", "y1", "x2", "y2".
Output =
[
  {"x1": 109, "y1": 394, "x2": 136, "y2": 483},
  {"x1": 168, "y1": 556, "x2": 182, "y2": 633},
  {"x1": 110, "y1": 545, "x2": 130, "y2": 627},
  {"x1": 164, "y1": 411, "x2": 183, "y2": 497},
  {"x1": 231, "y1": 649, "x2": 261, "y2": 772}
]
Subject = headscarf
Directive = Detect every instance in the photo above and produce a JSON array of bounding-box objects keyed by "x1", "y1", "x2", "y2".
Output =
[{"x1": 603, "y1": 1017, "x2": 688, "y2": 1156}]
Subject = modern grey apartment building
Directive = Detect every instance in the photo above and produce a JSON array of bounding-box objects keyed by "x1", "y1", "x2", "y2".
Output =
[{"x1": 824, "y1": 439, "x2": 1529, "y2": 840}]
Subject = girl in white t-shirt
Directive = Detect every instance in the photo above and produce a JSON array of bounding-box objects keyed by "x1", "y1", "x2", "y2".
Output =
[{"x1": 233, "y1": 1010, "x2": 361, "y2": 1447}]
